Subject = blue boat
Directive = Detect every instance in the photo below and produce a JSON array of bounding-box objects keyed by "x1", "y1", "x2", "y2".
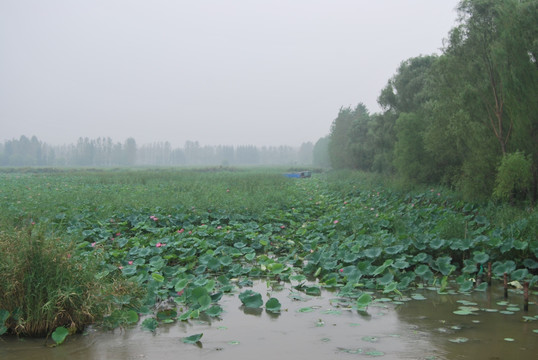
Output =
[{"x1": 284, "y1": 171, "x2": 311, "y2": 178}]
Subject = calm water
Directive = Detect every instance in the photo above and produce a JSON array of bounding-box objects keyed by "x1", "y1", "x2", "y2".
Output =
[{"x1": 1, "y1": 280, "x2": 536, "y2": 360}]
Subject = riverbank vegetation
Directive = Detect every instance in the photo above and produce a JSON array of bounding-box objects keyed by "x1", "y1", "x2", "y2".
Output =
[
  {"x1": 322, "y1": 0, "x2": 537, "y2": 203},
  {"x1": 0, "y1": 168, "x2": 536, "y2": 342}
]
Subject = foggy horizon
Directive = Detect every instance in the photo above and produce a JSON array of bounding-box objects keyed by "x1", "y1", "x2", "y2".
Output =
[{"x1": 1, "y1": 0, "x2": 460, "y2": 148}]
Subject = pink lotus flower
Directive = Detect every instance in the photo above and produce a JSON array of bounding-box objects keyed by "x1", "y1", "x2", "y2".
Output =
[
  {"x1": 128, "y1": 261, "x2": 133, "y2": 265},
  {"x1": 91, "y1": 242, "x2": 96, "y2": 247},
  {"x1": 116, "y1": 232, "x2": 121, "y2": 236},
  {"x1": 156, "y1": 242, "x2": 162, "y2": 247},
  {"x1": 178, "y1": 228, "x2": 184, "y2": 233},
  {"x1": 280, "y1": 225, "x2": 285, "y2": 229},
  {"x1": 333, "y1": 220, "x2": 339, "y2": 224},
  {"x1": 339, "y1": 268, "x2": 344, "y2": 273},
  {"x1": 217, "y1": 226, "x2": 222, "y2": 230},
  {"x1": 118, "y1": 266, "x2": 123, "y2": 270},
  {"x1": 177, "y1": 290, "x2": 184, "y2": 296}
]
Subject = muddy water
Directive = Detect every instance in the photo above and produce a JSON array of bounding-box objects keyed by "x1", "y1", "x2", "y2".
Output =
[{"x1": 1, "y1": 281, "x2": 536, "y2": 360}]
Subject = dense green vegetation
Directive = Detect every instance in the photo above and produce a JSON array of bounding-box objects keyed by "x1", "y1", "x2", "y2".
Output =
[
  {"x1": 324, "y1": 0, "x2": 537, "y2": 202},
  {"x1": 1, "y1": 168, "x2": 536, "y2": 343}
]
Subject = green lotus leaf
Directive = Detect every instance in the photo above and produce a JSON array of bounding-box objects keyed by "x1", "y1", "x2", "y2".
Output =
[
  {"x1": 51, "y1": 326, "x2": 69, "y2": 345},
  {"x1": 239, "y1": 290, "x2": 263, "y2": 308},
  {"x1": 265, "y1": 298, "x2": 282, "y2": 312},
  {"x1": 182, "y1": 333, "x2": 203, "y2": 344}
]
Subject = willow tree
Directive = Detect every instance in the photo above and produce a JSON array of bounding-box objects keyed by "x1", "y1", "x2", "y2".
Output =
[{"x1": 424, "y1": 0, "x2": 537, "y2": 199}]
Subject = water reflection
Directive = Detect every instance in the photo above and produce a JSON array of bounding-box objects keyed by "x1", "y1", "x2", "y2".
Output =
[{"x1": 394, "y1": 282, "x2": 537, "y2": 360}]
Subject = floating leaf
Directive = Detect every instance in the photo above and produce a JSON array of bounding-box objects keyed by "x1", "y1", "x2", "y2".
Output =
[
  {"x1": 51, "y1": 326, "x2": 69, "y2": 345},
  {"x1": 141, "y1": 318, "x2": 158, "y2": 332},
  {"x1": 297, "y1": 307, "x2": 315, "y2": 313},
  {"x1": 321, "y1": 309, "x2": 342, "y2": 315},
  {"x1": 449, "y1": 337, "x2": 469, "y2": 343},
  {"x1": 124, "y1": 310, "x2": 139, "y2": 324},
  {"x1": 305, "y1": 286, "x2": 321, "y2": 296},
  {"x1": 356, "y1": 293, "x2": 372, "y2": 308},
  {"x1": 182, "y1": 333, "x2": 203, "y2": 344},
  {"x1": 454, "y1": 309, "x2": 474, "y2": 316},
  {"x1": 365, "y1": 350, "x2": 385, "y2": 356},
  {"x1": 458, "y1": 280, "x2": 474, "y2": 293},
  {"x1": 238, "y1": 290, "x2": 263, "y2": 308},
  {"x1": 503, "y1": 338, "x2": 515, "y2": 342},
  {"x1": 265, "y1": 298, "x2": 282, "y2": 312},
  {"x1": 205, "y1": 305, "x2": 223, "y2": 317}
]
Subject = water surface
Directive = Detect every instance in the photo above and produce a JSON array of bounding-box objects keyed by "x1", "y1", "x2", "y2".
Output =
[{"x1": 1, "y1": 281, "x2": 536, "y2": 360}]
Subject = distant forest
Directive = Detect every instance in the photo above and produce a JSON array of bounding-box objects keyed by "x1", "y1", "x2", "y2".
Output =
[
  {"x1": 319, "y1": 0, "x2": 537, "y2": 202},
  {"x1": 0, "y1": 136, "x2": 314, "y2": 167}
]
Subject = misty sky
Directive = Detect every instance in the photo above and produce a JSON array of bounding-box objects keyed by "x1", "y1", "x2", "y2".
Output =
[{"x1": 1, "y1": 0, "x2": 460, "y2": 147}]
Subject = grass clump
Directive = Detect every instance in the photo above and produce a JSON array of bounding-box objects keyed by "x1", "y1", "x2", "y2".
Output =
[{"x1": 0, "y1": 226, "x2": 142, "y2": 337}]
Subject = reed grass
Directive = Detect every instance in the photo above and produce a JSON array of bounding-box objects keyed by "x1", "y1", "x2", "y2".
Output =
[{"x1": 0, "y1": 226, "x2": 142, "y2": 337}]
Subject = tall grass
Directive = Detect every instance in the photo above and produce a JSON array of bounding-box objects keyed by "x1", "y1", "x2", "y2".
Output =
[
  {"x1": 0, "y1": 226, "x2": 142, "y2": 337},
  {"x1": 0, "y1": 168, "x2": 301, "y2": 224}
]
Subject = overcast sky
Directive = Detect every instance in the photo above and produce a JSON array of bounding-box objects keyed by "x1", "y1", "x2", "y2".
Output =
[{"x1": 1, "y1": 0, "x2": 460, "y2": 148}]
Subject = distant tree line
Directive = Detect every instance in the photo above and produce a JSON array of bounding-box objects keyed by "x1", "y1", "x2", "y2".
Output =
[
  {"x1": 0, "y1": 136, "x2": 314, "y2": 167},
  {"x1": 318, "y1": 0, "x2": 537, "y2": 202}
]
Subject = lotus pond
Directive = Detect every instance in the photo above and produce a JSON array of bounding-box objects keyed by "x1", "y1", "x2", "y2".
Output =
[{"x1": 0, "y1": 168, "x2": 537, "y2": 359}]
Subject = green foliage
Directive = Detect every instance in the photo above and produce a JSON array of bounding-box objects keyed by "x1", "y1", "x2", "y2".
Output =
[
  {"x1": 323, "y1": 0, "x2": 537, "y2": 202},
  {"x1": 328, "y1": 107, "x2": 356, "y2": 169},
  {"x1": 1, "y1": 168, "x2": 536, "y2": 337},
  {"x1": 51, "y1": 326, "x2": 69, "y2": 345},
  {"x1": 182, "y1": 333, "x2": 203, "y2": 344},
  {"x1": 265, "y1": 298, "x2": 282, "y2": 313},
  {"x1": 239, "y1": 290, "x2": 263, "y2": 308},
  {"x1": 313, "y1": 136, "x2": 330, "y2": 168},
  {"x1": 493, "y1": 151, "x2": 533, "y2": 202},
  {"x1": 394, "y1": 112, "x2": 434, "y2": 183},
  {"x1": 0, "y1": 227, "x2": 142, "y2": 337}
]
